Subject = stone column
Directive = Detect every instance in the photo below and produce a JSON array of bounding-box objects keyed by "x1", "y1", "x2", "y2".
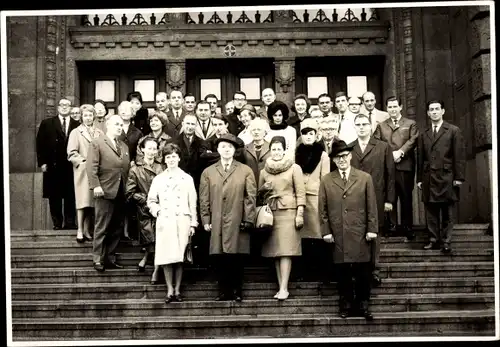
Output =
[
  {"x1": 274, "y1": 58, "x2": 295, "y2": 106},
  {"x1": 165, "y1": 59, "x2": 186, "y2": 96},
  {"x1": 469, "y1": 6, "x2": 492, "y2": 223}
]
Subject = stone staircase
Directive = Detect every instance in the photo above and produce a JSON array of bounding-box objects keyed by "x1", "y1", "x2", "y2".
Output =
[{"x1": 9, "y1": 224, "x2": 496, "y2": 340}]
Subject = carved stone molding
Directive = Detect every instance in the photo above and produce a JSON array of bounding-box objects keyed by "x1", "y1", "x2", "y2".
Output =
[
  {"x1": 274, "y1": 59, "x2": 295, "y2": 94},
  {"x1": 46, "y1": 16, "x2": 58, "y2": 117},
  {"x1": 165, "y1": 60, "x2": 186, "y2": 95},
  {"x1": 402, "y1": 8, "x2": 416, "y2": 119}
]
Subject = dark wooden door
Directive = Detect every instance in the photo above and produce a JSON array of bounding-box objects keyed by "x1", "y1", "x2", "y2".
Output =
[
  {"x1": 79, "y1": 60, "x2": 166, "y2": 114},
  {"x1": 186, "y1": 58, "x2": 275, "y2": 112},
  {"x1": 295, "y1": 56, "x2": 385, "y2": 108}
]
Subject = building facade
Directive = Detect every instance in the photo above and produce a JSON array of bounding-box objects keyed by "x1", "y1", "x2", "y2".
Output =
[{"x1": 6, "y1": 6, "x2": 493, "y2": 230}]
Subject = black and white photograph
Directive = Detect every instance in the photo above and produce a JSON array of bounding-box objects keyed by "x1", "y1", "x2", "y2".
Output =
[{"x1": 2, "y1": 1, "x2": 498, "y2": 344}]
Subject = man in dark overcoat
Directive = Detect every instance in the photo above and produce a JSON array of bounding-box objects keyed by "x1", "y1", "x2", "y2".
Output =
[
  {"x1": 36, "y1": 97, "x2": 79, "y2": 230},
  {"x1": 373, "y1": 96, "x2": 419, "y2": 239},
  {"x1": 86, "y1": 115, "x2": 131, "y2": 272},
  {"x1": 417, "y1": 100, "x2": 465, "y2": 253},
  {"x1": 349, "y1": 113, "x2": 395, "y2": 287},
  {"x1": 226, "y1": 91, "x2": 247, "y2": 136},
  {"x1": 319, "y1": 140, "x2": 378, "y2": 320},
  {"x1": 199, "y1": 133, "x2": 256, "y2": 302},
  {"x1": 165, "y1": 90, "x2": 187, "y2": 137}
]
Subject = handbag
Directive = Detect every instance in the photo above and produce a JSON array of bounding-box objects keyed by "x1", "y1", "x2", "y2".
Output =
[
  {"x1": 255, "y1": 204, "x2": 274, "y2": 229},
  {"x1": 184, "y1": 235, "x2": 193, "y2": 264}
]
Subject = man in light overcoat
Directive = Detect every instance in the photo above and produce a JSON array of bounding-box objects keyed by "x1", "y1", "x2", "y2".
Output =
[
  {"x1": 319, "y1": 140, "x2": 378, "y2": 320},
  {"x1": 199, "y1": 133, "x2": 257, "y2": 302},
  {"x1": 417, "y1": 100, "x2": 465, "y2": 253}
]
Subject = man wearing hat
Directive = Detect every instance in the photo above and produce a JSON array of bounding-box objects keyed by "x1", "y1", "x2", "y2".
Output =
[
  {"x1": 319, "y1": 140, "x2": 378, "y2": 320},
  {"x1": 199, "y1": 133, "x2": 257, "y2": 302}
]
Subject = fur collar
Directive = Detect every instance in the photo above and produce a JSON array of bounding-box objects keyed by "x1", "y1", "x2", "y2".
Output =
[
  {"x1": 295, "y1": 142, "x2": 324, "y2": 174},
  {"x1": 269, "y1": 122, "x2": 289, "y2": 130},
  {"x1": 264, "y1": 156, "x2": 294, "y2": 175}
]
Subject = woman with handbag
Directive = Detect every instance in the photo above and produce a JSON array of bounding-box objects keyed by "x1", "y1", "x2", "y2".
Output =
[
  {"x1": 125, "y1": 137, "x2": 164, "y2": 282},
  {"x1": 294, "y1": 119, "x2": 331, "y2": 281},
  {"x1": 259, "y1": 136, "x2": 306, "y2": 300},
  {"x1": 147, "y1": 143, "x2": 198, "y2": 303}
]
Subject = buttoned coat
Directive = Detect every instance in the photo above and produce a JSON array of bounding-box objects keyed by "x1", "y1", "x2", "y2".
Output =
[
  {"x1": 319, "y1": 168, "x2": 378, "y2": 263},
  {"x1": 417, "y1": 121, "x2": 466, "y2": 203},
  {"x1": 348, "y1": 137, "x2": 396, "y2": 225},
  {"x1": 373, "y1": 117, "x2": 419, "y2": 172},
  {"x1": 67, "y1": 125, "x2": 105, "y2": 208},
  {"x1": 147, "y1": 168, "x2": 198, "y2": 264},
  {"x1": 200, "y1": 135, "x2": 246, "y2": 173},
  {"x1": 243, "y1": 141, "x2": 271, "y2": 184},
  {"x1": 199, "y1": 161, "x2": 257, "y2": 255},
  {"x1": 86, "y1": 134, "x2": 131, "y2": 199},
  {"x1": 117, "y1": 123, "x2": 143, "y2": 163},
  {"x1": 36, "y1": 116, "x2": 80, "y2": 198}
]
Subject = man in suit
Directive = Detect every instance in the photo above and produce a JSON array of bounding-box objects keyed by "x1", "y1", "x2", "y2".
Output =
[
  {"x1": 374, "y1": 96, "x2": 419, "y2": 240},
  {"x1": 36, "y1": 97, "x2": 79, "y2": 230},
  {"x1": 184, "y1": 93, "x2": 196, "y2": 115},
  {"x1": 317, "y1": 93, "x2": 335, "y2": 117},
  {"x1": 319, "y1": 140, "x2": 378, "y2": 320},
  {"x1": 362, "y1": 91, "x2": 390, "y2": 134},
  {"x1": 166, "y1": 90, "x2": 186, "y2": 137},
  {"x1": 194, "y1": 101, "x2": 216, "y2": 140},
  {"x1": 335, "y1": 92, "x2": 357, "y2": 144},
  {"x1": 320, "y1": 116, "x2": 340, "y2": 156},
  {"x1": 199, "y1": 133, "x2": 256, "y2": 302},
  {"x1": 86, "y1": 115, "x2": 130, "y2": 272},
  {"x1": 227, "y1": 91, "x2": 247, "y2": 136},
  {"x1": 417, "y1": 100, "x2": 465, "y2": 253},
  {"x1": 257, "y1": 88, "x2": 276, "y2": 120},
  {"x1": 167, "y1": 114, "x2": 205, "y2": 190},
  {"x1": 349, "y1": 113, "x2": 395, "y2": 287}
]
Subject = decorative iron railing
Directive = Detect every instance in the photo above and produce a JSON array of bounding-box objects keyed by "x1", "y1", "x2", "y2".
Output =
[{"x1": 81, "y1": 8, "x2": 379, "y2": 26}]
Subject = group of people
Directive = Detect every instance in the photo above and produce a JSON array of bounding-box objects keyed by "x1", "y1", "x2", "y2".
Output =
[{"x1": 36, "y1": 86, "x2": 465, "y2": 320}]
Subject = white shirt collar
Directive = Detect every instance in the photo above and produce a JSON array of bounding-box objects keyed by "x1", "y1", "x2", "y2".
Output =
[
  {"x1": 107, "y1": 134, "x2": 117, "y2": 144},
  {"x1": 358, "y1": 137, "x2": 370, "y2": 146},
  {"x1": 392, "y1": 114, "x2": 402, "y2": 123},
  {"x1": 339, "y1": 166, "x2": 351, "y2": 180},
  {"x1": 221, "y1": 158, "x2": 233, "y2": 167},
  {"x1": 432, "y1": 120, "x2": 444, "y2": 132},
  {"x1": 122, "y1": 122, "x2": 130, "y2": 133}
]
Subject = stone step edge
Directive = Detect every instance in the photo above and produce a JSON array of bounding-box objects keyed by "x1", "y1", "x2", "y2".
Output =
[
  {"x1": 12, "y1": 309, "x2": 496, "y2": 325},
  {"x1": 11, "y1": 292, "x2": 494, "y2": 306},
  {"x1": 11, "y1": 276, "x2": 494, "y2": 289}
]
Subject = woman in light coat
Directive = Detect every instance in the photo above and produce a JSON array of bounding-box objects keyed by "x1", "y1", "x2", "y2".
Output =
[
  {"x1": 294, "y1": 118, "x2": 330, "y2": 281},
  {"x1": 259, "y1": 136, "x2": 306, "y2": 301},
  {"x1": 237, "y1": 104, "x2": 258, "y2": 145},
  {"x1": 147, "y1": 143, "x2": 198, "y2": 304},
  {"x1": 67, "y1": 104, "x2": 104, "y2": 243}
]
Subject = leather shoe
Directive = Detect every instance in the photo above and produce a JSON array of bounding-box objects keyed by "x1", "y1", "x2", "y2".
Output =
[
  {"x1": 83, "y1": 233, "x2": 93, "y2": 241},
  {"x1": 137, "y1": 264, "x2": 146, "y2": 272},
  {"x1": 105, "y1": 261, "x2": 123, "y2": 269},
  {"x1": 339, "y1": 310, "x2": 349, "y2": 318},
  {"x1": 371, "y1": 274, "x2": 382, "y2": 287},
  {"x1": 93, "y1": 262, "x2": 105, "y2": 272},
  {"x1": 423, "y1": 242, "x2": 437, "y2": 250},
  {"x1": 76, "y1": 237, "x2": 85, "y2": 244},
  {"x1": 442, "y1": 245, "x2": 452, "y2": 254},
  {"x1": 406, "y1": 231, "x2": 416, "y2": 241},
  {"x1": 165, "y1": 294, "x2": 175, "y2": 304},
  {"x1": 174, "y1": 294, "x2": 183, "y2": 302},
  {"x1": 363, "y1": 310, "x2": 374, "y2": 321}
]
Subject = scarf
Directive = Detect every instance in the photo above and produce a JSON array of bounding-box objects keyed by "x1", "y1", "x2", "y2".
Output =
[
  {"x1": 295, "y1": 142, "x2": 324, "y2": 174},
  {"x1": 264, "y1": 156, "x2": 294, "y2": 175},
  {"x1": 269, "y1": 122, "x2": 289, "y2": 130}
]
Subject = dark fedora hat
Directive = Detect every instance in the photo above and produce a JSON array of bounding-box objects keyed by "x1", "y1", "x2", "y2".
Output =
[
  {"x1": 329, "y1": 140, "x2": 355, "y2": 158},
  {"x1": 214, "y1": 133, "x2": 244, "y2": 149}
]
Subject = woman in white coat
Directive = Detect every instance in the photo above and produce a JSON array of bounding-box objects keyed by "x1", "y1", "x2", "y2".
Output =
[
  {"x1": 67, "y1": 104, "x2": 104, "y2": 243},
  {"x1": 147, "y1": 143, "x2": 198, "y2": 304}
]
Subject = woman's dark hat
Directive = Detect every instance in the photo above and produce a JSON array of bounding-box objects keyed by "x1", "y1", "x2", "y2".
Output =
[
  {"x1": 329, "y1": 140, "x2": 355, "y2": 158},
  {"x1": 214, "y1": 133, "x2": 244, "y2": 149},
  {"x1": 269, "y1": 135, "x2": 287, "y2": 150}
]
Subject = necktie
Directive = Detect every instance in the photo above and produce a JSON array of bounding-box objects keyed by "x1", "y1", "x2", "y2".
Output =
[
  {"x1": 326, "y1": 142, "x2": 331, "y2": 154},
  {"x1": 433, "y1": 125, "x2": 438, "y2": 138},
  {"x1": 115, "y1": 140, "x2": 121, "y2": 156},
  {"x1": 360, "y1": 142, "x2": 366, "y2": 153},
  {"x1": 203, "y1": 121, "x2": 208, "y2": 135},
  {"x1": 225, "y1": 164, "x2": 229, "y2": 172},
  {"x1": 62, "y1": 117, "x2": 67, "y2": 137},
  {"x1": 368, "y1": 111, "x2": 372, "y2": 123},
  {"x1": 393, "y1": 119, "x2": 398, "y2": 128},
  {"x1": 342, "y1": 171, "x2": 347, "y2": 185}
]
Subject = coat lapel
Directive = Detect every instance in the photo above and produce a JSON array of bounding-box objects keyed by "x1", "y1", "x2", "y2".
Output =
[
  {"x1": 103, "y1": 136, "x2": 121, "y2": 156},
  {"x1": 78, "y1": 125, "x2": 93, "y2": 143},
  {"x1": 331, "y1": 170, "x2": 345, "y2": 190},
  {"x1": 360, "y1": 138, "x2": 376, "y2": 159},
  {"x1": 246, "y1": 142, "x2": 258, "y2": 161},
  {"x1": 215, "y1": 162, "x2": 226, "y2": 178},
  {"x1": 344, "y1": 168, "x2": 358, "y2": 193},
  {"x1": 431, "y1": 122, "x2": 448, "y2": 147},
  {"x1": 53, "y1": 116, "x2": 65, "y2": 139}
]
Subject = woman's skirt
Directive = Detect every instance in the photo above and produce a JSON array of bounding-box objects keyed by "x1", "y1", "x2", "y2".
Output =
[{"x1": 261, "y1": 209, "x2": 302, "y2": 258}]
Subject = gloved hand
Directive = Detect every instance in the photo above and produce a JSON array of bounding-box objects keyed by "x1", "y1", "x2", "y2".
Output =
[{"x1": 240, "y1": 221, "x2": 254, "y2": 231}]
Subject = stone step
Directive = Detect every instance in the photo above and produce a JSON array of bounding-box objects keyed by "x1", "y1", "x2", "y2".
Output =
[
  {"x1": 10, "y1": 262, "x2": 494, "y2": 284},
  {"x1": 10, "y1": 248, "x2": 494, "y2": 268},
  {"x1": 11, "y1": 310, "x2": 495, "y2": 339},
  {"x1": 11, "y1": 293, "x2": 495, "y2": 319},
  {"x1": 9, "y1": 234, "x2": 494, "y2": 255},
  {"x1": 11, "y1": 277, "x2": 494, "y2": 301}
]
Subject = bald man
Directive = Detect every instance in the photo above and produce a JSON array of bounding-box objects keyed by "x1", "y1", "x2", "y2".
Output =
[
  {"x1": 257, "y1": 88, "x2": 275, "y2": 120},
  {"x1": 87, "y1": 114, "x2": 131, "y2": 272}
]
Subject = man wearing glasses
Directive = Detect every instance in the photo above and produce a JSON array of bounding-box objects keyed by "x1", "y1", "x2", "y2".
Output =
[
  {"x1": 36, "y1": 97, "x2": 80, "y2": 230},
  {"x1": 319, "y1": 140, "x2": 378, "y2": 320},
  {"x1": 227, "y1": 91, "x2": 247, "y2": 136}
]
